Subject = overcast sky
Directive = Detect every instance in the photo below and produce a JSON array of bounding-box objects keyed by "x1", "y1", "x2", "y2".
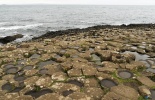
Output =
[{"x1": 0, "y1": 0, "x2": 155, "y2": 5}]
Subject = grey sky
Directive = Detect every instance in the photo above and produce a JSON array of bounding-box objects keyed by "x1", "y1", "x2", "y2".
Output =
[{"x1": 0, "y1": 0, "x2": 155, "y2": 5}]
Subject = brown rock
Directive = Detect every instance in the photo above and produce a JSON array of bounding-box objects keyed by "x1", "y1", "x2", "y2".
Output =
[
  {"x1": 67, "y1": 92, "x2": 91, "y2": 100},
  {"x1": 102, "y1": 61, "x2": 119, "y2": 68},
  {"x1": 5, "y1": 46, "x2": 16, "y2": 51},
  {"x1": 126, "y1": 61, "x2": 145, "y2": 70},
  {"x1": 96, "y1": 50, "x2": 112, "y2": 61},
  {"x1": 96, "y1": 72, "x2": 111, "y2": 80},
  {"x1": 67, "y1": 69, "x2": 82, "y2": 77},
  {"x1": 35, "y1": 76, "x2": 52, "y2": 88},
  {"x1": 36, "y1": 93, "x2": 64, "y2": 100},
  {"x1": 25, "y1": 69, "x2": 38, "y2": 76},
  {"x1": 138, "y1": 85, "x2": 151, "y2": 97},
  {"x1": 84, "y1": 78, "x2": 100, "y2": 87},
  {"x1": 137, "y1": 76, "x2": 155, "y2": 88},
  {"x1": 51, "y1": 83, "x2": 80, "y2": 93},
  {"x1": 14, "y1": 95, "x2": 34, "y2": 100},
  {"x1": 60, "y1": 61, "x2": 73, "y2": 71},
  {"x1": 52, "y1": 72, "x2": 67, "y2": 81},
  {"x1": 102, "y1": 92, "x2": 130, "y2": 100},
  {"x1": 84, "y1": 87, "x2": 104, "y2": 99},
  {"x1": 82, "y1": 66, "x2": 97, "y2": 76},
  {"x1": 97, "y1": 67, "x2": 116, "y2": 73},
  {"x1": 5, "y1": 93, "x2": 19, "y2": 100},
  {"x1": 19, "y1": 43, "x2": 30, "y2": 48},
  {"x1": 24, "y1": 76, "x2": 39, "y2": 87},
  {"x1": 111, "y1": 85, "x2": 139, "y2": 100}
]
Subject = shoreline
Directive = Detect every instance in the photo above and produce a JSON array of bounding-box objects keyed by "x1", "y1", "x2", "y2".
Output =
[
  {"x1": 32, "y1": 23, "x2": 155, "y2": 40},
  {"x1": 0, "y1": 23, "x2": 155, "y2": 44}
]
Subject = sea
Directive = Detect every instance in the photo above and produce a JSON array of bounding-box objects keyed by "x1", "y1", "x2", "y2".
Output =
[{"x1": 0, "y1": 5, "x2": 155, "y2": 42}]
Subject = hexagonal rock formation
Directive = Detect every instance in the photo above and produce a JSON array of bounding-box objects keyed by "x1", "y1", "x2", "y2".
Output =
[
  {"x1": 137, "y1": 76, "x2": 155, "y2": 88},
  {"x1": 110, "y1": 85, "x2": 140, "y2": 100},
  {"x1": 1, "y1": 25, "x2": 155, "y2": 100},
  {"x1": 67, "y1": 92, "x2": 91, "y2": 100},
  {"x1": 36, "y1": 93, "x2": 65, "y2": 100}
]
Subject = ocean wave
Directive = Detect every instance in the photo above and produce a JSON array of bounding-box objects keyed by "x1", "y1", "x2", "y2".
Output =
[{"x1": 0, "y1": 24, "x2": 43, "y2": 31}]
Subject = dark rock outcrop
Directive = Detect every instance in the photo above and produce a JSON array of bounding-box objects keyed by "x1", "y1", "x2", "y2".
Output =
[{"x1": 0, "y1": 34, "x2": 23, "y2": 44}]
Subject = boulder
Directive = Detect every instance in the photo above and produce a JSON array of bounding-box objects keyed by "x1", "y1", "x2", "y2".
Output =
[
  {"x1": 138, "y1": 86, "x2": 151, "y2": 97},
  {"x1": 0, "y1": 34, "x2": 23, "y2": 44}
]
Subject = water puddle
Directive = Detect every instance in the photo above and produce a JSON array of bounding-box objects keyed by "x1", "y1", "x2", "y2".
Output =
[
  {"x1": 123, "y1": 51, "x2": 150, "y2": 61},
  {"x1": 118, "y1": 70, "x2": 133, "y2": 79},
  {"x1": 123, "y1": 51, "x2": 155, "y2": 74},
  {"x1": 2, "y1": 83, "x2": 13, "y2": 91},
  {"x1": 6, "y1": 67, "x2": 18, "y2": 74},
  {"x1": 62, "y1": 90, "x2": 74, "y2": 97},
  {"x1": 140, "y1": 61, "x2": 150, "y2": 68},
  {"x1": 30, "y1": 54, "x2": 40, "y2": 59},
  {"x1": 37, "y1": 60, "x2": 56, "y2": 69},
  {"x1": 23, "y1": 66, "x2": 33, "y2": 70},
  {"x1": 146, "y1": 68, "x2": 155, "y2": 73},
  {"x1": 14, "y1": 76, "x2": 26, "y2": 82},
  {"x1": 100, "y1": 79, "x2": 117, "y2": 88},
  {"x1": 3, "y1": 64, "x2": 15, "y2": 70},
  {"x1": 24, "y1": 89, "x2": 53, "y2": 98},
  {"x1": 15, "y1": 64, "x2": 23, "y2": 68},
  {"x1": 67, "y1": 80, "x2": 84, "y2": 87},
  {"x1": 39, "y1": 69, "x2": 48, "y2": 75},
  {"x1": 11, "y1": 87, "x2": 24, "y2": 93}
]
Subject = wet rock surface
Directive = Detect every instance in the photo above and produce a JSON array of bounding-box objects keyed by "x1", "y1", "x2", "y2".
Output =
[
  {"x1": 1, "y1": 24, "x2": 155, "y2": 99},
  {"x1": 0, "y1": 34, "x2": 23, "y2": 44}
]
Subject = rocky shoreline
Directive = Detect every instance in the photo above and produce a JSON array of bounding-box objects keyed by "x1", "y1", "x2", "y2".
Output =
[{"x1": 0, "y1": 24, "x2": 155, "y2": 99}]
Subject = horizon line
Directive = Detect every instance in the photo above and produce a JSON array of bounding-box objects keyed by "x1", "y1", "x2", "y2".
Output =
[{"x1": 1, "y1": 4, "x2": 155, "y2": 6}]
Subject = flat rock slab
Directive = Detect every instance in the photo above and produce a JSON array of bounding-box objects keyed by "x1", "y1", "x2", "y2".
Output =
[
  {"x1": 36, "y1": 93, "x2": 65, "y2": 100},
  {"x1": 67, "y1": 92, "x2": 91, "y2": 100},
  {"x1": 14, "y1": 95, "x2": 34, "y2": 100},
  {"x1": 51, "y1": 72, "x2": 67, "y2": 81},
  {"x1": 102, "y1": 92, "x2": 130, "y2": 100},
  {"x1": 24, "y1": 76, "x2": 39, "y2": 87},
  {"x1": 137, "y1": 76, "x2": 155, "y2": 88},
  {"x1": 35, "y1": 76, "x2": 52, "y2": 88},
  {"x1": 67, "y1": 69, "x2": 82, "y2": 77},
  {"x1": 84, "y1": 87, "x2": 104, "y2": 99},
  {"x1": 102, "y1": 61, "x2": 119, "y2": 68},
  {"x1": 51, "y1": 83, "x2": 80, "y2": 93},
  {"x1": 4, "y1": 93, "x2": 19, "y2": 99},
  {"x1": 96, "y1": 50, "x2": 112, "y2": 61},
  {"x1": 97, "y1": 67, "x2": 116, "y2": 73},
  {"x1": 110, "y1": 85, "x2": 139, "y2": 100},
  {"x1": 82, "y1": 66, "x2": 97, "y2": 76},
  {"x1": 126, "y1": 61, "x2": 145, "y2": 70},
  {"x1": 84, "y1": 78, "x2": 100, "y2": 88}
]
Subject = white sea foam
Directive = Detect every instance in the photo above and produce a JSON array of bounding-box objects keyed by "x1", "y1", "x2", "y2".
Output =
[{"x1": 0, "y1": 24, "x2": 43, "y2": 31}]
